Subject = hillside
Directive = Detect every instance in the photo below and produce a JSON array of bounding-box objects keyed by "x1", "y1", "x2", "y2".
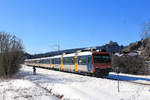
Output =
[{"x1": 122, "y1": 38, "x2": 150, "y2": 59}]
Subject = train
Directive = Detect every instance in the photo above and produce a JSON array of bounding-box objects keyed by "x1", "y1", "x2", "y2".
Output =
[{"x1": 24, "y1": 49, "x2": 112, "y2": 77}]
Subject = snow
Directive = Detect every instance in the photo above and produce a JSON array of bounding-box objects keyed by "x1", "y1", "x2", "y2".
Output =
[
  {"x1": 115, "y1": 53, "x2": 123, "y2": 57},
  {"x1": 114, "y1": 52, "x2": 138, "y2": 57},
  {"x1": 0, "y1": 79, "x2": 59, "y2": 100},
  {"x1": 16, "y1": 65, "x2": 150, "y2": 100},
  {"x1": 128, "y1": 52, "x2": 138, "y2": 56}
]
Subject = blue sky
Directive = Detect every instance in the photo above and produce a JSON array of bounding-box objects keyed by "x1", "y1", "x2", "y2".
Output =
[{"x1": 0, "y1": 0, "x2": 150, "y2": 54}]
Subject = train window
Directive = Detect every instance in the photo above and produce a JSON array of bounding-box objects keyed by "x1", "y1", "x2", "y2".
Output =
[
  {"x1": 46, "y1": 59, "x2": 50, "y2": 64},
  {"x1": 63, "y1": 57, "x2": 74, "y2": 65},
  {"x1": 52, "y1": 59, "x2": 55, "y2": 64},
  {"x1": 42, "y1": 60, "x2": 45, "y2": 64},
  {"x1": 78, "y1": 56, "x2": 87, "y2": 65},
  {"x1": 41, "y1": 59, "x2": 50, "y2": 64},
  {"x1": 93, "y1": 54, "x2": 110, "y2": 63},
  {"x1": 37, "y1": 60, "x2": 40, "y2": 64},
  {"x1": 35, "y1": 60, "x2": 37, "y2": 64}
]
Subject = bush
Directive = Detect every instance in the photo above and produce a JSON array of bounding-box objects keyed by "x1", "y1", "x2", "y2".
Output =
[
  {"x1": 0, "y1": 32, "x2": 24, "y2": 77},
  {"x1": 112, "y1": 55, "x2": 149, "y2": 75}
]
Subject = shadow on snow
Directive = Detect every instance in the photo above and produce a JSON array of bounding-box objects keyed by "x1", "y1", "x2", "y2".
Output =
[{"x1": 107, "y1": 74, "x2": 150, "y2": 82}]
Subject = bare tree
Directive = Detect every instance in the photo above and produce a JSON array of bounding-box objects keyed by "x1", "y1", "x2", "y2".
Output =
[
  {"x1": 140, "y1": 22, "x2": 150, "y2": 57},
  {"x1": 0, "y1": 32, "x2": 24, "y2": 77},
  {"x1": 141, "y1": 22, "x2": 150, "y2": 39}
]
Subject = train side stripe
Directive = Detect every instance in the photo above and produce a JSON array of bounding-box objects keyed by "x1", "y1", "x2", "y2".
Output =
[
  {"x1": 61, "y1": 57, "x2": 63, "y2": 70},
  {"x1": 50, "y1": 59, "x2": 52, "y2": 68},
  {"x1": 75, "y1": 56, "x2": 78, "y2": 71}
]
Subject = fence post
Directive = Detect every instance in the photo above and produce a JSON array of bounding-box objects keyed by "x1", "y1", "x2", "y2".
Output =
[{"x1": 116, "y1": 67, "x2": 120, "y2": 92}]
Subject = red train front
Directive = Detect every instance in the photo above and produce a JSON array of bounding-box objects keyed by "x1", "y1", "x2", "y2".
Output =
[{"x1": 92, "y1": 51, "x2": 112, "y2": 77}]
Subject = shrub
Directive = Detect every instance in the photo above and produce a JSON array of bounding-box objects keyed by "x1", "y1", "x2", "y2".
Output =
[
  {"x1": 0, "y1": 32, "x2": 24, "y2": 77},
  {"x1": 112, "y1": 54, "x2": 149, "y2": 75}
]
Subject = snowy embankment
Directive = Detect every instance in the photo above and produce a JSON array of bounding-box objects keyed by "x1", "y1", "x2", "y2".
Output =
[
  {"x1": 16, "y1": 65, "x2": 150, "y2": 100},
  {"x1": 0, "y1": 79, "x2": 59, "y2": 100}
]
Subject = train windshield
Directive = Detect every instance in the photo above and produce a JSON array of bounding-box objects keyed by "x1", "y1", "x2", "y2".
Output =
[{"x1": 93, "y1": 54, "x2": 110, "y2": 63}]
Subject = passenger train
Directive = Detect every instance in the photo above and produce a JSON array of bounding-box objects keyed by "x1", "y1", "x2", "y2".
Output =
[{"x1": 24, "y1": 49, "x2": 112, "y2": 77}]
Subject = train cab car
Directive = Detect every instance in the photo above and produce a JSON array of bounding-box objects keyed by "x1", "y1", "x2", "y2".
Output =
[{"x1": 92, "y1": 52, "x2": 112, "y2": 76}]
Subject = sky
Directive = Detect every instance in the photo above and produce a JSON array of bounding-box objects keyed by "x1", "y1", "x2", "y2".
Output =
[{"x1": 0, "y1": 0, "x2": 150, "y2": 54}]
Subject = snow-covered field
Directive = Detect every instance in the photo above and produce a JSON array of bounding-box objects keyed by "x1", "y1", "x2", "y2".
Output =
[
  {"x1": 14, "y1": 65, "x2": 150, "y2": 100},
  {"x1": 0, "y1": 65, "x2": 150, "y2": 100},
  {"x1": 0, "y1": 79, "x2": 59, "y2": 100}
]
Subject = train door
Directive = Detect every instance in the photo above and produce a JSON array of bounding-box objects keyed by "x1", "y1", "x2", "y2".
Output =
[{"x1": 87, "y1": 56, "x2": 93, "y2": 72}]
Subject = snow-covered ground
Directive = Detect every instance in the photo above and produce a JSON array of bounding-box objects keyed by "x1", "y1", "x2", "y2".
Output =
[
  {"x1": 15, "y1": 65, "x2": 150, "y2": 100},
  {"x1": 0, "y1": 79, "x2": 59, "y2": 100}
]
